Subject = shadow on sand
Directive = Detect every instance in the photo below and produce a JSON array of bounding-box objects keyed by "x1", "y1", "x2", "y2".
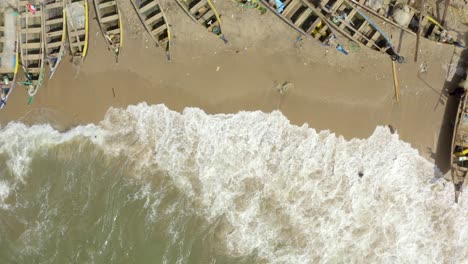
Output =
[{"x1": 433, "y1": 45, "x2": 468, "y2": 176}]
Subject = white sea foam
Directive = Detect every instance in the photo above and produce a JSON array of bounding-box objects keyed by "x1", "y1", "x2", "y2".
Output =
[
  {"x1": 101, "y1": 103, "x2": 468, "y2": 263},
  {"x1": 0, "y1": 103, "x2": 467, "y2": 263},
  {"x1": 0, "y1": 181, "x2": 11, "y2": 209},
  {"x1": 0, "y1": 122, "x2": 105, "y2": 181}
]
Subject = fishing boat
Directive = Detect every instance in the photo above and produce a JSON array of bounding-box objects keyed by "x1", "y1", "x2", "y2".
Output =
[
  {"x1": 130, "y1": 0, "x2": 170, "y2": 60},
  {"x1": 43, "y1": 0, "x2": 67, "y2": 79},
  {"x1": 65, "y1": 0, "x2": 88, "y2": 65},
  {"x1": 93, "y1": 0, "x2": 123, "y2": 62},
  {"x1": 349, "y1": 0, "x2": 463, "y2": 48},
  {"x1": 18, "y1": 0, "x2": 46, "y2": 101},
  {"x1": 450, "y1": 76, "x2": 468, "y2": 203},
  {"x1": 0, "y1": 7, "x2": 19, "y2": 109},
  {"x1": 317, "y1": 0, "x2": 405, "y2": 62},
  {"x1": 175, "y1": 0, "x2": 227, "y2": 43},
  {"x1": 259, "y1": 0, "x2": 353, "y2": 55}
]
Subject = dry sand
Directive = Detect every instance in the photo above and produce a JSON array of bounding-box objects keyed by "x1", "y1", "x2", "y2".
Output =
[{"x1": 1, "y1": 0, "x2": 467, "y2": 175}]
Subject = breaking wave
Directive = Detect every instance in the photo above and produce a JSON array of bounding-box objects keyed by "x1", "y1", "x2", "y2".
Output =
[{"x1": 0, "y1": 103, "x2": 466, "y2": 263}]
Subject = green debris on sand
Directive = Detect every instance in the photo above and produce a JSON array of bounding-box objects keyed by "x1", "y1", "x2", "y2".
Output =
[{"x1": 234, "y1": 0, "x2": 267, "y2": 14}]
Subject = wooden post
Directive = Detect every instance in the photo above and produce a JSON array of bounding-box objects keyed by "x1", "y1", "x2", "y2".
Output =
[
  {"x1": 441, "y1": 0, "x2": 450, "y2": 26},
  {"x1": 392, "y1": 61, "x2": 400, "y2": 102},
  {"x1": 414, "y1": 0, "x2": 425, "y2": 62}
]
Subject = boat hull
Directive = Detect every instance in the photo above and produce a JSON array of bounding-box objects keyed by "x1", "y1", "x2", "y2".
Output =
[
  {"x1": 65, "y1": 0, "x2": 88, "y2": 65},
  {"x1": 450, "y1": 74, "x2": 468, "y2": 203},
  {"x1": 93, "y1": 0, "x2": 123, "y2": 61},
  {"x1": 43, "y1": 0, "x2": 67, "y2": 79},
  {"x1": 18, "y1": 0, "x2": 46, "y2": 99},
  {"x1": 130, "y1": 0, "x2": 171, "y2": 60},
  {"x1": 175, "y1": 0, "x2": 227, "y2": 43}
]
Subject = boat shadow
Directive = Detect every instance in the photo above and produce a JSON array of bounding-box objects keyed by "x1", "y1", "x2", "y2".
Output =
[{"x1": 433, "y1": 44, "x2": 468, "y2": 176}]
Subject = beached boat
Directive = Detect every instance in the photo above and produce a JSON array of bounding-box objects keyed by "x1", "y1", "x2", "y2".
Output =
[
  {"x1": 349, "y1": 0, "x2": 463, "y2": 47},
  {"x1": 0, "y1": 7, "x2": 19, "y2": 109},
  {"x1": 450, "y1": 78, "x2": 468, "y2": 203},
  {"x1": 259, "y1": 0, "x2": 349, "y2": 53},
  {"x1": 130, "y1": 0, "x2": 170, "y2": 60},
  {"x1": 317, "y1": 0, "x2": 404, "y2": 62},
  {"x1": 93, "y1": 0, "x2": 123, "y2": 62},
  {"x1": 175, "y1": 0, "x2": 228, "y2": 43},
  {"x1": 65, "y1": 0, "x2": 88, "y2": 65},
  {"x1": 43, "y1": 0, "x2": 67, "y2": 79},
  {"x1": 18, "y1": 0, "x2": 46, "y2": 101}
]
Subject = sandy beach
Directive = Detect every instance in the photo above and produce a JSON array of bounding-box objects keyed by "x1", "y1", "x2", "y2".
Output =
[
  {"x1": 1, "y1": 0, "x2": 467, "y2": 174},
  {"x1": 1, "y1": 1, "x2": 468, "y2": 262}
]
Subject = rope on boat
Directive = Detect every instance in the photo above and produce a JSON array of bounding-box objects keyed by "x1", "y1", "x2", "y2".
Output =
[
  {"x1": 355, "y1": 8, "x2": 393, "y2": 48},
  {"x1": 355, "y1": 8, "x2": 405, "y2": 63}
]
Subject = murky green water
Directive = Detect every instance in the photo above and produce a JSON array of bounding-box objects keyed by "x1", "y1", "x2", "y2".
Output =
[{"x1": 0, "y1": 104, "x2": 466, "y2": 263}]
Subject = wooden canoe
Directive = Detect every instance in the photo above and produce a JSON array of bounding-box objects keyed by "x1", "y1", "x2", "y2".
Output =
[
  {"x1": 130, "y1": 0, "x2": 171, "y2": 60},
  {"x1": 18, "y1": 0, "x2": 46, "y2": 100},
  {"x1": 349, "y1": 0, "x2": 463, "y2": 47},
  {"x1": 93, "y1": 0, "x2": 123, "y2": 62},
  {"x1": 259, "y1": 0, "x2": 348, "y2": 53},
  {"x1": 0, "y1": 8, "x2": 19, "y2": 109},
  {"x1": 65, "y1": 0, "x2": 88, "y2": 65},
  {"x1": 317, "y1": 0, "x2": 404, "y2": 62},
  {"x1": 175, "y1": 0, "x2": 227, "y2": 43},
  {"x1": 43, "y1": 0, "x2": 67, "y2": 79},
  {"x1": 450, "y1": 75, "x2": 468, "y2": 203}
]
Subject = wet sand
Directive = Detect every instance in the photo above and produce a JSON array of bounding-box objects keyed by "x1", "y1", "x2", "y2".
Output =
[{"x1": 1, "y1": 0, "x2": 467, "y2": 175}]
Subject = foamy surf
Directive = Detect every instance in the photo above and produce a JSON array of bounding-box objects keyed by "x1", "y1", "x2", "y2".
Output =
[{"x1": 0, "y1": 103, "x2": 466, "y2": 263}]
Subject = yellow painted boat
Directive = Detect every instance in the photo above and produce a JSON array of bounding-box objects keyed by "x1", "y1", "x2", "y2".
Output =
[
  {"x1": 93, "y1": 0, "x2": 123, "y2": 62},
  {"x1": 349, "y1": 0, "x2": 463, "y2": 47},
  {"x1": 18, "y1": 0, "x2": 46, "y2": 99},
  {"x1": 130, "y1": 0, "x2": 171, "y2": 60},
  {"x1": 175, "y1": 0, "x2": 228, "y2": 43},
  {"x1": 0, "y1": 7, "x2": 19, "y2": 109},
  {"x1": 43, "y1": 0, "x2": 67, "y2": 79},
  {"x1": 451, "y1": 72, "x2": 468, "y2": 203},
  {"x1": 65, "y1": 0, "x2": 88, "y2": 65}
]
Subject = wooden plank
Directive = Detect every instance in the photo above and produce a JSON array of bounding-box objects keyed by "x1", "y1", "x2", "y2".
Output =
[
  {"x1": 70, "y1": 41, "x2": 84, "y2": 48},
  {"x1": 315, "y1": 25, "x2": 328, "y2": 39},
  {"x1": 101, "y1": 14, "x2": 119, "y2": 23},
  {"x1": 45, "y1": 17, "x2": 63, "y2": 26},
  {"x1": 21, "y1": 42, "x2": 42, "y2": 48},
  {"x1": 366, "y1": 31, "x2": 380, "y2": 47},
  {"x1": 294, "y1": 8, "x2": 313, "y2": 26},
  {"x1": 145, "y1": 11, "x2": 163, "y2": 25},
  {"x1": 282, "y1": 0, "x2": 301, "y2": 17},
  {"x1": 189, "y1": 0, "x2": 207, "y2": 14},
  {"x1": 151, "y1": 23, "x2": 167, "y2": 35},
  {"x1": 106, "y1": 28, "x2": 120, "y2": 35},
  {"x1": 305, "y1": 18, "x2": 322, "y2": 34},
  {"x1": 46, "y1": 30, "x2": 64, "y2": 37},
  {"x1": 22, "y1": 54, "x2": 42, "y2": 60},
  {"x1": 25, "y1": 68, "x2": 41, "y2": 73},
  {"x1": 414, "y1": 0, "x2": 424, "y2": 62},
  {"x1": 21, "y1": 27, "x2": 42, "y2": 34},
  {"x1": 98, "y1": 1, "x2": 117, "y2": 9},
  {"x1": 69, "y1": 29, "x2": 86, "y2": 37},
  {"x1": 45, "y1": 2, "x2": 63, "y2": 9},
  {"x1": 46, "y1": 41, "x2": 63, "y2": 48},
  {"x1": 139, "y1": 1, "x2": 157, "y2": 14},
  {"x1": 329, "y1": 0, "x2": 345, "y2": 10},
  {"x1": 198, "y1": 9, "x2": 214, "y2": 22},
  {"x1": 21, "y1": 11, "x2": 42, "y2": 17}
]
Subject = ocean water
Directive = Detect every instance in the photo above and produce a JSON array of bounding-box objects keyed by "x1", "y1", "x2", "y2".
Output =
[{"x1": 0, "y1": 103, "x2": 466, "y2": 263}]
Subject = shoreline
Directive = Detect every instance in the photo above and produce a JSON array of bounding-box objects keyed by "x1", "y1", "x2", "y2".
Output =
[{"x1": 1, "y1": 0, "x2": 467, "y2": 175}]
